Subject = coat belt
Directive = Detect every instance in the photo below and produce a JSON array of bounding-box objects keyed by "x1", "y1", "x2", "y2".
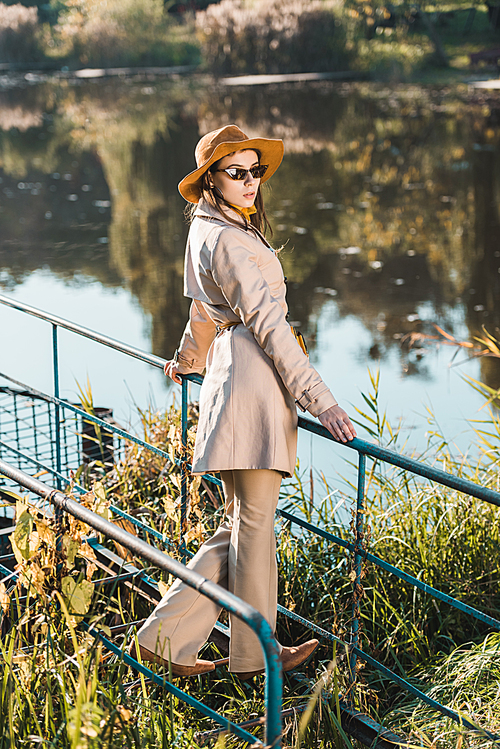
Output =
[{"x1": 215, "y1": 321, "x2": 241, "y2": 335}]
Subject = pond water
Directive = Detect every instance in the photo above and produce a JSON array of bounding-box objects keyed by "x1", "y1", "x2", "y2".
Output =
[{"x1": 1, "y1": 75, "x2": 499, "y2": 486}]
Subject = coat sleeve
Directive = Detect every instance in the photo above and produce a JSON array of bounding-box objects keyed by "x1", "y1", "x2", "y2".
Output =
[
  {"x1": 174, "y1": 299, "x2": 216, "y2": 375},
  {"x1": 211, "y1": 229, "x2": 338, "y2": 418}
]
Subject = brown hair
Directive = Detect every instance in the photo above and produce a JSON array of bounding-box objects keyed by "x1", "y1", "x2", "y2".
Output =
[{"x1": 186, "y1": 151, "x2": 273, "y2": 237}]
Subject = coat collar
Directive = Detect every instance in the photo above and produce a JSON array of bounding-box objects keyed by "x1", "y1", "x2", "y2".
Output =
[{"x1": 194, "y1": 198, "x2": 271, "y2": 248}]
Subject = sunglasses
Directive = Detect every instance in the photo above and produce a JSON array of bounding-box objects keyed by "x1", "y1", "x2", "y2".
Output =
[{"x1": 216, "y1": 165, "x2": 268, "y2": 181}]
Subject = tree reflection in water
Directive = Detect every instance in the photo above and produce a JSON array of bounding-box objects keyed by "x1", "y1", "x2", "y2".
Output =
[{"x1": 0, "y1": 78, "x2": 499, "y2": 390}]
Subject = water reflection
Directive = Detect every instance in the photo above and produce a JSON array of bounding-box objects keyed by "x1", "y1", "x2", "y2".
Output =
[{"x1": 0, "y1": 78, "x2": 499, "y2": 389}]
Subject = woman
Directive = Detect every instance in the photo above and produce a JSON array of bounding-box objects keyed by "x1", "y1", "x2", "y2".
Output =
[{"x1": 132, "y1": 125, "x2": 357, "y2": 679}]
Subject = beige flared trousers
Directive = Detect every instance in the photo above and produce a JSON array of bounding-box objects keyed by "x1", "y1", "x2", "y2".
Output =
[{"x1": 136, "y1": 468, "x2": 282, "y2": 672}]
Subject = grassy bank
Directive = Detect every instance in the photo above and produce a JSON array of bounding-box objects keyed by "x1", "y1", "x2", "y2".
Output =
[
  {"x1": 2, "y1": 371, "x2": 500, "y2": 746},
  {"x1": 1, "y1": 0, "x2": 500, "y2": 80}
]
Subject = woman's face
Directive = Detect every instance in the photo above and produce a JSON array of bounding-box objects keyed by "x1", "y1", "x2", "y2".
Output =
[{"x1": 210, "y1": 149, "x2": 260, "y2": 209}]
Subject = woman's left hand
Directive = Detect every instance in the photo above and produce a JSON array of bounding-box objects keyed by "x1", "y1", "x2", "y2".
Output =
[
  {"x1": 164, "y1": 359, "x2": 183, "y2": 385},
  {"x1": 318, "y1": 405, "x2": 357, "y2": 443}
]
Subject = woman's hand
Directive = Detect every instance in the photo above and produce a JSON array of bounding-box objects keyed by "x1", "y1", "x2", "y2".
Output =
[
  {"x1": 164, "y1": 359, "x2": 182, "y2": 385},
  {"x1": 318, "y1": 405, "x2": 357, "y2": 443}
]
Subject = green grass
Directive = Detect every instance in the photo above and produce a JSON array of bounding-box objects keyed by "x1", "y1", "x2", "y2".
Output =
[{"x1": 2, "y1": 370, "x2": 500, "y2": 746}]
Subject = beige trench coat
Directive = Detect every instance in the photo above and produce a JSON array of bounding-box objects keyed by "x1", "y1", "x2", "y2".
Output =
[{"x1": 174, "y1": 199, "x2": 337, "y2": 477}]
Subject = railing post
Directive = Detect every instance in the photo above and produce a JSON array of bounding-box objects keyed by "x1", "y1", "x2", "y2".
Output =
[
  {"x1": 349, "y1": 451, "x2": 366, "y2": 701},
  {"x1": 52, "y1": 324, "x2": 62, "y2": 491},
  {"x1": 180, "y1": 376, "x2": 188, "y2": 559},
  {"x1": 0, "y1": 458, "x2": 283, "y2": 748}
]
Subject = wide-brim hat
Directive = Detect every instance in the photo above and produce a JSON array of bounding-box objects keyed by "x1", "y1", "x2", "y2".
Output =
[{"x1": 178, "y1": 124, "x2": 284, "y2": 204}]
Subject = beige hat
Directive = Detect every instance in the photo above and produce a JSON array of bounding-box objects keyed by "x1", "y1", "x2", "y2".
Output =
[{"x1": 178, "y1": 124, "x2": 284, "y2": 204}]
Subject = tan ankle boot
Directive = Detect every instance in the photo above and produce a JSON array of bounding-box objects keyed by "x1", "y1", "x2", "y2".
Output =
[
  {"x1": 281, "y1": 638, "x2": 319, "y2": 672},
  {"x1": 235, "y1": 638, "x2": 319, "y2": 680},
  {"x1": 129, "y1": 641, "x2": 216, "y2": 676}
]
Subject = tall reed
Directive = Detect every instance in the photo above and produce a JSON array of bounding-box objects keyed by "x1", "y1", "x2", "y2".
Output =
[{"x1": 2, "y1": 372, "x2": 499, "y2": 746}]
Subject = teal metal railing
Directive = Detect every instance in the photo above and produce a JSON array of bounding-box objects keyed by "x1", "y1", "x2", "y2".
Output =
[
  {"x1": 1, "y1": 292, "x2": 500, "y2": 745},
  {"x1": 0, "y1": 457, "x2": 282, "y2": 747}
]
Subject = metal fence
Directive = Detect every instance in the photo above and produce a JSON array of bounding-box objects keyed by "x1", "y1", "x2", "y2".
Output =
[{"x1": 1, "y1": 291, "x2": 500, "y2": 746}]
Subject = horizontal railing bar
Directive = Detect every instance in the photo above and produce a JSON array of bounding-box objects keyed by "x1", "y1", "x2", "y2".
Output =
[
  {"x1": 6, "y1": 366, "x2": 499, "y2": 511},
  {"x1": 0, "y1": 439, "x2": 80, "y2": 491},
  {"x1": 176, "y1": 389, "x2": 500, "y2": 508},
  {"x1": 0, "y1": 437, "x2": 179, "y2": 553},
  {"x1": 0, "y1": 386, "x2": 56, "y2": 402},
  {"x1": 0, "y1": 294, "x2": 165, "y2": 370},
  {"x1": 108, "y1": 619, "x2": 146, "y2": 635},
  {"x1": 0, "y1": 373, "x2": 171, "y2": 462},
  {"x1": 2, "y1": 297, "x2": 499, "y2": 506},
  {"x1": 28, "y1": 399, "x2": 490, "y2": 636},
  {"x1": 2, "y1": 443, "x2": 498, "y2": 738},
  {"x1": 279, "y1": 509, "x2": 500, "y2": 631},
  {"x1": 82, "y1": 625, "x2": 264, "y2": 746},
  {"x1": 297, "y1": 416, "x2": 500, "y2": 507},
  {"x1": 108, "y1": 505, "x2": 177, "y2": 548},
  {"x1": 0, "y1": 445, "x2": 186, "y2": 595},
  {"x1": 351, "y1": 642, "x2": 500, "y2": 742},
  {"x1": 278, "y1": 509, "x2": 351, "y2": 552},
  {"x1": 93, "y1": 571, "x2": 147, "y2": 587},
  {"x1": 0, "y1": 458, "x2": 282, "y2": 746},
  {"x1": 195, "y1": 705, "x2": 307, "y2": 745},
  {"x1": 281, "y1": 602, "x2": 500, "y2": 739},
  {"x1": 87, "y1": 538, "x2": 164, "y2": 600},
  {"x1": 0, "y1": 564, "x2": 14, "y2": 579},
  {"x1": 276, "y1": 604, "x2": 343, "y2": 644},
  {"x1": 184, "y1": 373, "x2": 204, "y2": 386}
]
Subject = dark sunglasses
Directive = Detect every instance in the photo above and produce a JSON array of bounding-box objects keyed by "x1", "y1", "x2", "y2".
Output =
[{"x1": 216, "y1": 165, "x2": 268, "y2": 181}]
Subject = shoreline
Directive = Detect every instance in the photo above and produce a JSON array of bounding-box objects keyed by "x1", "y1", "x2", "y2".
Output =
[{"x1": 0, "y1": 61, "x2": 498, "y2": 88}]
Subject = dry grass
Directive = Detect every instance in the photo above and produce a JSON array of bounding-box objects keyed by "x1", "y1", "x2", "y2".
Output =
[
  {"x1": 0, "y1": 3, "x2": 44, "y2": 63},
  {"x1": 47, "y1": 0, "x2": 199, "y2": 67},
  {"x1": 196, "y1": 0, "x2": 351, "y2": 75}
]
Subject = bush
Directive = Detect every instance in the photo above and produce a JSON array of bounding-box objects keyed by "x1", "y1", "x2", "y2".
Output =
[
  {"x1": 196, "y1": 0, "x2": 351, "y2": 75},
  {"x1": 50, "y1": 0, "x2": 200, "y2": 68},
  {"x1": 0, "y1": 2, "x2": 44, "y2": 62}
]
